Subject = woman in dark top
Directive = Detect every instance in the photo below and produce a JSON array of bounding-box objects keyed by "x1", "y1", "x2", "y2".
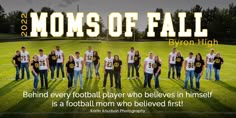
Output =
[
  {"x1": 12, "y1": 50, "x2": 21, "y2": 81},
  {"x1": 134, "y1": 50, "x2": 141, "y2": 79},
  {"x1": 31, "y1": 55, "x2": 40, "y2": 92},
  {"x1": 93, "y1": 51, "x2": 100, "y2": 79},
  {"x1": 175, "y1": 51, "x2": 184, "y2": 80},
  {"x1": 213, "y1": 53, "x2": 224, "y2": 81},
  {"x1": 194, "y1": 53, "x2": 205, "y2": 91},
  {"x1": 48, "y1": 50, "x2": 57, "y2": 80},
  {"x1": 66, "y1": 55, "x2": 75, "y2": 89},
  {"x1": 113, "y1": 55, "x2": 122, "y2": 89},
  {"x1": 153, "y1": 55, "x2": 162, "y2": 89}
]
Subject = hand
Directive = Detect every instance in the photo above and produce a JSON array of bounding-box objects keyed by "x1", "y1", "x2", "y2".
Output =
[
  {"x1": 34, "y1": 72, "x2": 38, "y2": 76},
  {"x1": 81, "y1": 70, "x2": 83, "y2": 74},
  {"x1": 14, "y1": 64, "x2": 18, "y2": 67},
  {"x1": 206, "y1": 64, "x2": 208, "y2": 68},
  {"x1": 67, "y1": 73, "x2": 69, "y2": 76},
  {"x1": 155, "y1": 73, "x2": 158, "y2": 77},
  {"x1": 200, "y1": 72, "x2": 203, "y2": 76}
]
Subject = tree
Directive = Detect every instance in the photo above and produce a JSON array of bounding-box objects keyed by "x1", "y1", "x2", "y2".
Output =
[
  {"x1": 7, "y1": 10, "x2": 23, "y2": 34},
  {"x1": 0, "y1": 4, "x2": 8, "y2": 33}
]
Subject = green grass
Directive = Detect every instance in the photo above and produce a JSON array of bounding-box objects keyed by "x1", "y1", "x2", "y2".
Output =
[{"x1": 0, "y1": 40, "x2": 236, "y2": 118}]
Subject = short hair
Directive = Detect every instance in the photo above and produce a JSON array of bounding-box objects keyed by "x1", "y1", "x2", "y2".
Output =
[
  {"x1": 21, "y1": 46, "x2": 25, "y2": 49},
  {"x1": 131, "y1": 47, "x2": 134, "y2": 49},
  {"x1": 56, "y1": 46, "x2": 60, "y2": 48},
  {"x1": 16, "y1": 50, "x2": 20, "y2": 53},
  {"x1": 189, "y1": 52, "x2": 193, "y2": 55},
  {"x1": 107, "y1": 51, "x2": 111, "y2": 54},
  {"x1": 75, "y1": 51, "x2": 80, "y2": 54},
  {"x1": 39, "y1": 49, "x2": 43, "y2": 52}
]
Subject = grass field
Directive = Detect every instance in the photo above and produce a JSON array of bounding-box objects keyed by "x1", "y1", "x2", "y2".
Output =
[{"x1": 0, "y1": 40, "x2": 236, "y2": 118}]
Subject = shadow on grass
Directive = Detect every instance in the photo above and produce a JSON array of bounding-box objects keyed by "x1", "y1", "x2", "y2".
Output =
[
  {"x1": 0, "y1": 80, "x2": 25, "y2": 96},
  {"x1": 6, "y1": 80, "x2": 62, "y2": 112},
  {"x1": 193, "y1": 90, "x2": 233, "y2": 112},
  {"x1": 213, "y1": 81, "x2": 236, "y2": 92}
]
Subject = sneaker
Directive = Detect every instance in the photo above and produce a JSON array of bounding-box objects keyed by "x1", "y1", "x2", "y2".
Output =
[
  {"x1": 132, "y1": 77, "x2": 134, "y2": 79},
  {"x1": 102, "y1": 87, "x2": 106, "y2": 90},
  {"x1": 62, "y1": 78, "x2": 65, "y2": 80},
  {"x1": 81, "y1": 87, "x2": 83, "y2": 90},
  {"x1": 127, "y1": 77, "x2": 130, "y2": 80}
]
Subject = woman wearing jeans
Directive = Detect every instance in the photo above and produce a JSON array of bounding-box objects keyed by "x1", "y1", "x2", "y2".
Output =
[
  {"x1": 194, "y1": 53, "x2": 205, "y2": 91},
  {"x1": 93, "y1": 51, "x2": 100, "y2": 79},
  {"x1": 113, "y1": 55, "x2": 122, "y2": 89},
  {"x1": 66, "y1": 55, "x2": 75, "y2": 89},
  {"x1": 31, "y1": 55, "x2": 40, "y2": 92},
  {"x1": 213, "y1": 53, "x2": 224, "y2": 81},
  {"x1": 153, "y1": 56, "x2": 162, "y2": 89},
  {"x1": 175, "y1": 51, "x2": 184, "y2": 80}
]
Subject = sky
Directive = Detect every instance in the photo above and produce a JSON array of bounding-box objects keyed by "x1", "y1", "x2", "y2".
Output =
[{"x1": 1, "y1": 0, "x2": 235, "y2": 31}]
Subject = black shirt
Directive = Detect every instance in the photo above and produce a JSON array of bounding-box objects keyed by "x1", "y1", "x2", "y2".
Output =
[
  {"x1": 113, "y1": 60, "x2": 122, "y2": 72},
  {"x1": 48, "y1": 54, "x2": 57, "y2": 66},
  {"x1": 194, "y1": 59, "x2": 205, "y2": 73},
  {"x1": 66, "y1": 61, "x2": 75, "y2": 73},
  {"x1": 31, "y1": 60, "x2": 40, "y2": 74},
  {"x1": 93, "y1": 55, "x2": 100, "y2": 65},
  {"x1": 13, "y1": 55, "x2": 21, "y2": 66},
  {"x1": 153, "y1": 61, "x2": 161, "y2": 75},
  {"x1": 176, "y1": 56, "x2": 184, "y2": 66},
  {"x1": 213, "y1": 57, "x2": 224, "y2": 69},
  {"x1": 134, "y1": 54, "x2": 141, "y2": 65}
]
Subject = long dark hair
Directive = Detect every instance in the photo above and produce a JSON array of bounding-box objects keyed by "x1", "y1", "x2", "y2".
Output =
[
  {"x1": 93, "y1": 51, "x2": 99, "y2": 56},
  {"x1": 195, "y1": 53, "x2": 203, "y2": 61}
]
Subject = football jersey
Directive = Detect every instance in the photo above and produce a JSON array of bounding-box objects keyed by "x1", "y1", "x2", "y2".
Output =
[
  {"x1": 185, "y1": 57, "x2": 195, "y2": 71},
  {"x1": 169, "y1": 52, "x2": 176, "y2": 64},
  {"x1": 55, "y1": 50, "x2": 64, "y2": 63},
  {"x1": 144, "y1": 57, "x2": 155, "y2": 74},
  {"x1": 20, "y1": 51, "x2": 29, "y2": 63},
  {"x1": 74, "y1": 57, "x2": 83, "y2": 71},
  {"x1": 104, "y1": 57, "x2": 114, "y2": 70},
  {"x1": 127, "y1": 51, "x2": 135, "y2": 63},
  {"x1": 38, "y1": 55, "x2": 48, "y2": 70},
  {"x1": 206, "y1": 53, "x2": 215, "y2": 65},
  {"x1": 85, "y1": 50, "x2": 93, "y2": 63}
]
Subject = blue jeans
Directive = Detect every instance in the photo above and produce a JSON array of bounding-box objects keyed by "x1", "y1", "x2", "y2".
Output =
[
  {"x1": 134, "y1": 64, "x2": 140, "y2": 77},
  {"x1": 114, "y1": 71, "x2": 121, "y2": 88},
  {"x1": 144, "y1": 73, "x2": 152, "y2": 88},
  {"x1": 67, "y1": 72, "x2": 74, "y2": 88},
  {"x1": 168, "y1": 64, "x2": 175, "y2": 79},
  {"x1": 176, "y1": 65, "x2": 182, "y2": 78},
  {"x1": 32, "y1": 72, "x2": 39, "y2": 89},
  {"x1": 205, "y1": 64, "x2": 213, "y2": 79},
  {"x1": 74, "y1": 70, "x2": 83, "y2": 88},
  {"x1": 40, "y1": 70, "x2": 48, "y2": 89},
  {"x1": 184, "y1": 70, "x2": 194, "y2": 89},
  {"x1": 86, "y1": 62, "x2": 93, "y2": 79},
  {"x1": 128, "y1": 63, "x2": 134, "y2": 77},
  {"x1": 214, "y1": 68, "x2": 220, "y2": 81},
  {"x1": 154, "y1": 74, "x2": 160, "y2": 88},
  {"x1": 15, "y1": 65, "x2": 20, "y2": 80},
  {"x1": 195, "y1": 72, "x2": 201, "y2": 89},
  {"x1": 50, "y1": 65, "x2": 56, "y2": 79},
  {"x1": 21, "y1": 63, "x2": 30, "y2": 79},
  {"x1": 103, "y1": 70, "x2": 113, "y2": 87},
  {"x1": 56, "y1": 63, "x2": 65, "y2": 78},
  {"x1": 94, "y1": 63, "x2": 100, "y2": 77}
]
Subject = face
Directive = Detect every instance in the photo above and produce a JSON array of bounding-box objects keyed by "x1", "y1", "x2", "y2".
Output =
[
  {"x1": 76, "y1": 53, "x2": 80, "y2": 57},
  {"x1": 34, "y1": 55, "x2": 38, "y2": 60},
  {"x1": 131, "y1": 48, "x2": 134, "y2": 52},
  {"x1": 189, "y1": 54, "x2": 193, "y2": 58},
  {"x1": 177, "y1": 52, "x2": 180, "y2": 56},
  {"x1": 196, "y1": 54, "x2": 200, "y2": 60},
  {"x1": 114, "y1": 55, "x2": 118, "y2": 60},
  {"x1": 210, "y1": 50, "x2": 214, "y2": 54},
  {"x1": 216, "y1": 53, "x2": 220, "y2": 57},
  {"x1": 88, "y1": 46, "x2": 91, "y2": 51},
  {"x1": 135, "y1": 51, "x2": 138, "y2": 55},
  {"x1": 56, "y1": 47, "x2": 60, "y2": 51},
  {"x1": 149, "y1": 53, "x2": 153, "y2": 58},
  {"x1": 173, "y1": 48, "x2": 176, "y2": 53},
  {"x1": 16, "y1": 51, "x2": 20, "y2": 55},
  {"x1": 69, "y1": 56, "x2": 73, "y2": 61},
  {"x1": 155, "y1": 56, "x2": 159, "y2": 61},
  {"x1": 52, "y1": 50, "x2": 55, "y2": 54},
  {"x1": 108, "y1": 52, "x2": 111, "y2": 57},
  {"x1": 22, "y1": 48, "x2": 25, "y2": 52},
  {"x1": 39, "y1": 51, "x2": 43, "y2": 55}
]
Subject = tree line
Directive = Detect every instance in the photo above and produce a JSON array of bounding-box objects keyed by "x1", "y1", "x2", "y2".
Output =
[{"x1": 0, "y1": 4, "x2": 235, "y2": 42}]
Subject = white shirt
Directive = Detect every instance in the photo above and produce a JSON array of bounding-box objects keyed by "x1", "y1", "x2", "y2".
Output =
[
  {"x1": 74, "y1": 57, "x2": 83, "y2": 71},
  {"x1": 169, "y1": 52, "x2": 176, "y2": 64},
  {"x1": 144, "y1": 57, "x2": 155, "y2": 74},
  {"x1": 85, "y1": 50, "x2": 93, "y2": 63},
  {"x1": 55, "y1": 50, "x2": 64, "y2": 63},
  {"x1": 38, "y1": 55, "x2": 48, "y2": 70},
  {"x1": 20, "y1": 51, "x2": 29, "y2": 63},
  {"x1": 104, "y1": 57, "x2": 114, "y2": 70},
  {"x1": 206, "y1": 53, "x2": 215, "y2": 65},
  {"x1": 127, "y1": 51, "x2": 135, "y2": 63},
  {"x1": 185, "y1": 57, "x2": 195, "y2": 71}
]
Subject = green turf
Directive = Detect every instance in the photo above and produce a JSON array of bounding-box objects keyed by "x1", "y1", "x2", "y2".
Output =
[{"x1": 0, "y1": 40, "x2": 235, "y2": 118}]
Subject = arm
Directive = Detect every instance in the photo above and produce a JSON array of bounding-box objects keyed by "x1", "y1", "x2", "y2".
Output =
[
  {"x1": 156, "y1": 66, "x2": 161, "y2": 76},
  {"x1": 84, "y1": 54, "x2": 87, "y2": 63},
  {"x1": 168, "y1": 55, "x2": 170, "y2": 66},
  {"x1": 31, "y1": 63, "x2": 37, "y2": 76},
  {"x1": 97, "y1": 59, "x2": 100, "y2": 67},
  {"x1": 11, "y1": 56, "x2": 16, "y2": 66},
  {"x1": 144, "y1": 61, "x2": 147, "y2": 73},
  {"x1": 184, "y1": 60, "x2": 187, "y2": 73},
  {"x1": 205, "y1": 57, "x2": 208, "y2": 67},
  {"x1": 46, "y1": 58, "x2": 50, "y2": 72},
  {"x1": 81, "y1": 60, "x2": 84, "y2": 74},
  {"x1": 138, "y1": 57, "x2": 141, "y2": 66},
  {"x1": 104, "y1": 60, "x2": 106, "y2": 73},
  {"x1": 62, "y1": 53, "x2": 65, "y2": 64},
  {"x1": 28, "y1": 54, "x2": 30, "y2": 63},
  {"x1": 127, "y1": 54, "x2": 129, "y2": 64}
]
